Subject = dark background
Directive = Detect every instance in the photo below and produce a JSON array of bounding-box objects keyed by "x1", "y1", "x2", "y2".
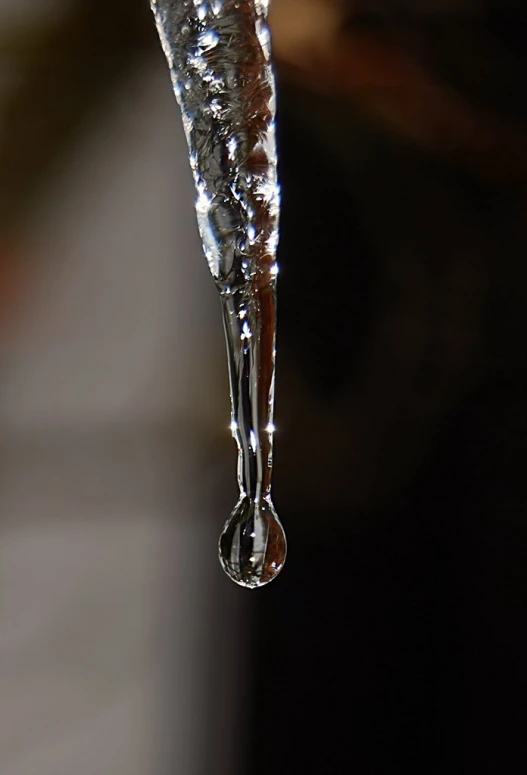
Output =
[{"x1": 248, "y1": 5, "x2": 527, "y2": 771}]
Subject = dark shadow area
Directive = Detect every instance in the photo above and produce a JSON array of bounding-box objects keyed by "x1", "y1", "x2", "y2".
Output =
[{"x1": 249, "y1": 4, "x2": 527, "y2": 770}]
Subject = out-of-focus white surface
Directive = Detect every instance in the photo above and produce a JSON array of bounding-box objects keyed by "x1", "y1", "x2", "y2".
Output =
[
  {"x1": 0, "y1": 59, "x2": 243, "y2": 775},
  {"x1": 0, "y1": 432, "x2": 241, "y2": 775},
  {"x1": 0, "y1": 62, "x2": 224, "y2": 431}
]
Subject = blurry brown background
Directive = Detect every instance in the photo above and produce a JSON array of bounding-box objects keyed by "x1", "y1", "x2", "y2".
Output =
[{"x1": 1, "y1": 1, "x2": 527, "y2": 773}]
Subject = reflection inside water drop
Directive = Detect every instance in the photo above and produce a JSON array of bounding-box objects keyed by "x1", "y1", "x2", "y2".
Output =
[{"x1": 219, "y1": 496, "x2": 286, "y2": 588}]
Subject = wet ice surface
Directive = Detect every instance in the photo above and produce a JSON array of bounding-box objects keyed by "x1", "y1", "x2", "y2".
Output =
[{"x1": 152, "y1": 0, "x2": 286, "y2": 587}]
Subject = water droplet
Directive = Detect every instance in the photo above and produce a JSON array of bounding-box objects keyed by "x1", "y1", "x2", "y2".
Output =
[{"x1": 219, "y1": 497, "x2": 286, "y2": 588}]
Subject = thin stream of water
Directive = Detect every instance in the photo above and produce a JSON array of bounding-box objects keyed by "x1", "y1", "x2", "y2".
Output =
[{"x1": 151, "y1": 0, "x2": 286, "y2": 587}]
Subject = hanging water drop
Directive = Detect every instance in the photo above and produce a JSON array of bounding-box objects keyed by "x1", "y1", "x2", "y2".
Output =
[
  {"x1": 150, "y1": 0, "x2": 286, "y2": 587},
  {"x1": 219, "y1": 496, "x2": 286, "y2": 588}
]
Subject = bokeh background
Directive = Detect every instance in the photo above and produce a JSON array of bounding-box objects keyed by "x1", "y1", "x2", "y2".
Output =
[{"x1": 1, "y1": 1, "x2": 527, "y2": 773}]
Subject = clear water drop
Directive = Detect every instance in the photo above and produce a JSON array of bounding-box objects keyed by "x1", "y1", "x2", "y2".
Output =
[{"x1": 219, "y1": 496, "x2": 286, "y2": 588}]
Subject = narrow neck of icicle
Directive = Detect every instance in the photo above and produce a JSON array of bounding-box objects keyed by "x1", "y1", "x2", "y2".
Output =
[{"x1": 221, "y1": 283, "x2": 276, "y2": 503}]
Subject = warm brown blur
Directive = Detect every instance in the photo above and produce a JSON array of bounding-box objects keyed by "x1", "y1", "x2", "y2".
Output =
[
  {"x1": 0, "y1": 1, "x2": 151, "y2": 326},
  {"x1": 270, "y1": 0, "x2": 527, "y2": 182}
]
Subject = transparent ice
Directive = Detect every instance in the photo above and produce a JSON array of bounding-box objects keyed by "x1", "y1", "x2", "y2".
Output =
[{"x1": 150, "y1": 0, "x2": 286, "y2": 587}]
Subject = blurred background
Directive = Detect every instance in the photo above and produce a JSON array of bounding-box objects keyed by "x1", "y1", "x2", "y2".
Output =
[{"x1": 0, "y1": 0, "x2": 527, "y2": 773}]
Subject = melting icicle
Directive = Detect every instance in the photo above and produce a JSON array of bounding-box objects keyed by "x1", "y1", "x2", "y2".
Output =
[{"x1": 150, "y1": 0, "x2": 286, "y2": 587}]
